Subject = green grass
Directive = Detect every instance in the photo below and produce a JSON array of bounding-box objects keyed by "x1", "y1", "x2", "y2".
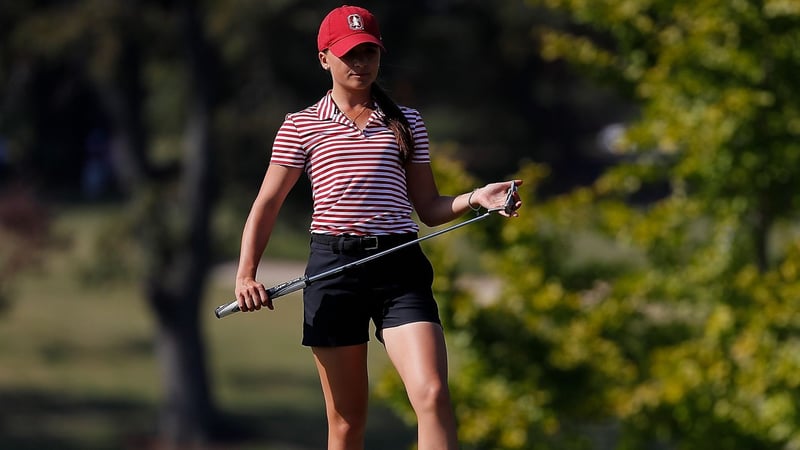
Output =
[{"x1": 0, "y1": 204, "x2": 414, "y2": 450}]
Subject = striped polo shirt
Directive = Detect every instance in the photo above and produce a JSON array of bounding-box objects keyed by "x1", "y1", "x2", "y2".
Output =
[{"x1": 270, "y1": 92, "x2": 431, "y2": 236}]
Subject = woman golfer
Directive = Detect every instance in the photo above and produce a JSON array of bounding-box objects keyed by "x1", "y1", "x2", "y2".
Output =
[{"x1": 234, "y1": 5, "x2": 522, "y2": 449}]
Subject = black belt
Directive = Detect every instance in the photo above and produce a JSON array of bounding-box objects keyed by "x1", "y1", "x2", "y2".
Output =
[{"x1": 311, "y1": 233, "x2": 417, "y2": 253}]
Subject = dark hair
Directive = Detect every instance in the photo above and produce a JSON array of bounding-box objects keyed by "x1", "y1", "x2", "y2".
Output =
[{"x1": 371, "y1": 83, "x2": 415, "y2": 164}]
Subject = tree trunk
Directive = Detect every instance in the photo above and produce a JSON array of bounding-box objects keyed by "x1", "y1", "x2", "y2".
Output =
[
  {"x1": 150, "y1": 284, "x2": 214, "y2": 445},
  {"x1": 148, "y1": 0, "x2": 219, "y2": 444},
  {"x1": 98, "y1": 0, "x2": 220, "y2": 445}
]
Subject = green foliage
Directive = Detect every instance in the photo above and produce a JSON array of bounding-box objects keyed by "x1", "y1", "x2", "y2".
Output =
[
  {"x1": 540, "y1": 0, "x2": 800, "y2": 447},
  {"x1": 537, "y1": 0, "x2": 800, "y2": 223},
  {"x1": 445, "y1": 164, "x2": 646, "y2": 450},
  {"x1": 378, "y1": 1, "x2": 800, "y2": 449}
]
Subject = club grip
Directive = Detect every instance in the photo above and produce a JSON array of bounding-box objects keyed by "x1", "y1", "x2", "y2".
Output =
[
  {"x1": 214, "y1": 275, "x2": 309, "y2": 319},
  {"x1": 214, "y1": 301, "x2": 241, "y2": 319}
]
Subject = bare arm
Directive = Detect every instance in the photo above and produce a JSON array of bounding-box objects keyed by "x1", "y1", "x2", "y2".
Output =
[
  {"x1": 406, "y1": 162, "x2": 522, "y2": 228},
  {"x1": 235, "y1": 164, "x2": 303, "y2": 312}
]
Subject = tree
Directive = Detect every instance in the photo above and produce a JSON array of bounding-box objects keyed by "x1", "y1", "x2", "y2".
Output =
[
  {"x1": 379, "y1": 1, "x2": 800, "y2": 449},
  {"x1": 2, "y1": 0, "x2": 221, "y2": 444},
  {"x1": 144, "y1": 0, "x2": 219, "y2": 442},
  {"x1": 531, "y1": 1, "x2": 800, "y2": 446}
]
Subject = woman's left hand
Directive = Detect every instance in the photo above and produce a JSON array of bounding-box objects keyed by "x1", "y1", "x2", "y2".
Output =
[{"x1": 473, "y1": 179, "x2": 523, "y2": 217}]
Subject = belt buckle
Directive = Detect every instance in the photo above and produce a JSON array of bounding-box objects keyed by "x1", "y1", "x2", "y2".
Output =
[{"x1": 362, "y1": 236, "x2": 379, "y2": 251}]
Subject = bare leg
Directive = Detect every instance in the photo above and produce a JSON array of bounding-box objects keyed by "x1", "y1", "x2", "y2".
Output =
[
  {"x1": 382, "y1": 322, "x2": 458, "y2": 450},
  {"x1": 312, "y1": 344, "x2": 370, "y2": 450}
]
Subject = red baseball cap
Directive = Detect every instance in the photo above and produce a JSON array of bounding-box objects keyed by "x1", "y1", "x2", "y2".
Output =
[{"x1": 317, "y1": 5, "x2": 385, "y2": 57}]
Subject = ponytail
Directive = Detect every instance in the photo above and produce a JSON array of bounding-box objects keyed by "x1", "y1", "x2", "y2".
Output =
[{"x1": 371, "y1": 83, "x2": 415, "y2": 164}]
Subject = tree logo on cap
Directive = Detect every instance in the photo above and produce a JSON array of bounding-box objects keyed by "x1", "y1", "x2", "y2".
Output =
[{"x1": 347, "y1": 14, "x2": 365, "y2": 31}]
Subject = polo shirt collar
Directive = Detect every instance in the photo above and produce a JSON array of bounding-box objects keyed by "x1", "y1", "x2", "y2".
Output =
[{"x1": 317, "y1": 90, "x2": 385, "y2": 121}]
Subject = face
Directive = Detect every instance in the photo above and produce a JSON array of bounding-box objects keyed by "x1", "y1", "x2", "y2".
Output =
[{"x1": 319, "y1": 43, "x2": 381, "y2": 92}]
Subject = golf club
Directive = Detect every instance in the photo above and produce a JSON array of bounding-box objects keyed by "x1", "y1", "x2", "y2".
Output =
[{"x1": 215, "y1": 182, "x2": 518, "y2": 319}]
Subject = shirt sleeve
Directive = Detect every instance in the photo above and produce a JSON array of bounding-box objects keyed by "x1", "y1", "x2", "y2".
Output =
[
  {"x1": 269, "y1": 114, "x2": 306, "y2": 169},
  {"x1": 405, "y1": 108, "x2": 431, "y2": 164}
]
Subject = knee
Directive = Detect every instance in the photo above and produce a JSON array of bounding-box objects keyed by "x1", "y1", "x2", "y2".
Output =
[
  {"x1": 328, "y1": 409, "x2": 367, "y2": 441},
  {"x1": 409, "y1": 380, "x2": 452, "y2": 414}
]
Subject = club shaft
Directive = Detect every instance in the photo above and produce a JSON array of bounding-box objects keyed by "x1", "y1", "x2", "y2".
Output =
[
  {"x1": 214, "y1": 211, "x2": 492, "y2": 319},
  {"x1": 309, "y1": 211, "x2": 491, "y2": 282}
]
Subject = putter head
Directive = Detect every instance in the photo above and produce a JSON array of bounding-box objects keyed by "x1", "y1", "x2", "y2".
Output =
[{"x1": 503, "y1": 181, "x2": 518, "y2": 215}]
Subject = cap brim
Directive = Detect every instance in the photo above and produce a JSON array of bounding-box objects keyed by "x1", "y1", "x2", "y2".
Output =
[{"x1": 328, "y1": 33, "x2": 385, "y2": 58}]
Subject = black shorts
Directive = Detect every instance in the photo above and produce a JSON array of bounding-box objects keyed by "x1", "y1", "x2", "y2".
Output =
[{"x1": 301, "y1": 233, "x2": 441, "y2": 347}]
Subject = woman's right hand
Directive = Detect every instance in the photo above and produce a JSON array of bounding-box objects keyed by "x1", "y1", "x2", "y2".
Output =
[{"x1": 235, "y1": 277, "x2": 273, "y2": 312}]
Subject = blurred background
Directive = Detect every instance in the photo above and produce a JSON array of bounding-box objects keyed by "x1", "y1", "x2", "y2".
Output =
[{"x1": 2, "y1": 0, "x2": 799, "y2": 449}]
